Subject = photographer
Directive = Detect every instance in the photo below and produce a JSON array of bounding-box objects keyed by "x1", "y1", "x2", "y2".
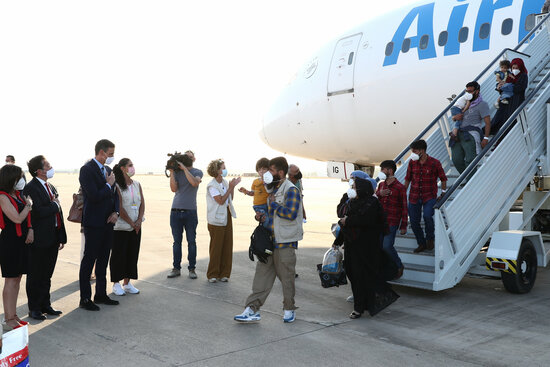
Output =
[{"x1": 166, "y1": 151, "x2": 203, "y2": 279}]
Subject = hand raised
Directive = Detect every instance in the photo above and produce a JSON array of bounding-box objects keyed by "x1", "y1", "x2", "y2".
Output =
[{"x1": 107, "y1": 172, "x2": 115, "y2": 186}]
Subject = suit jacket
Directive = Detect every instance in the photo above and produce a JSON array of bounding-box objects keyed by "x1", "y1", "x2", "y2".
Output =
[
  {"x1": 79, "y1": 159, "x2": 119, "y2": 228},
  {"x1": 23, "y1": 177, "x2": 67, "y2": 247}
]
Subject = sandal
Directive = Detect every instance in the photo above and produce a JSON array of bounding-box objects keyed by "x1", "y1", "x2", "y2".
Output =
[
  {"x1": 14, "y1": 314, "x2": 28, "y2": 326},
  {"x1": 349, "y1": 311, "x2": 362, "y2": 319},
  {"x1": 2, "y1": 318, "x2": 22, "y2": 331}
]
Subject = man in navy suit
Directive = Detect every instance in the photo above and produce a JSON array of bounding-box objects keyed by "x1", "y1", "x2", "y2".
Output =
[
  {"x1": 78, "y1": 139, "x2": 120, "y2": 311},
  {"x1": 24, "y1": 155, "x2": 67, "y2": 320}
]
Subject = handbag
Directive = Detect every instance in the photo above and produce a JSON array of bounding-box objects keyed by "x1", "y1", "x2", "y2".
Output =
[{"x1": 67, "y1": 191, "x2": 83, "y2": 223}]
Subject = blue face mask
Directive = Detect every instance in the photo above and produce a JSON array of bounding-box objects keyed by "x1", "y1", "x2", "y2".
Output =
[{"x1": 221, "y1": 169, "x2": 228, "y2": 177}]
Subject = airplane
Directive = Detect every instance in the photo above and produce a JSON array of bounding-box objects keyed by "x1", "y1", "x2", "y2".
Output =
[{"x1": 260, "y1": 0, "x2": 544, "y2": 175}]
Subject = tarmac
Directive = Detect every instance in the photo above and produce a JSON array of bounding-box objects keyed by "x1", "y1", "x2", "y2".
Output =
[{"x1": 6, "y1": 174, "x2": 550, "y2": 366}]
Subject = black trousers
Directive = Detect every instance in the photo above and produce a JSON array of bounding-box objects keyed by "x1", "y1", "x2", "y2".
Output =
[
  {"x1": 79, "y1": 226, "x2": 113, "y2": 300},
  {"x1": 26, "y1": 243, "x2": 59, "y2": 312},
  {"x1": 110, "y1": 230, "x2": 141, "y2": 282}
]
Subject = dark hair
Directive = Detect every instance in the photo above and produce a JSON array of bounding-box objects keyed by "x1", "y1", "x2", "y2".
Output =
[
  {"x1": 499, "y1": 60, "x2": 511, "y2": 68},
  {"x1": 380, "y1": 160, "x2": 397, "y2": 173},
  {"x1": 269, "y1": 157, "x2": 289, "y2": 175},
  {"x1": 5, "y1": 155, "x2": 14, "y2": 163},
  {"x1": 95, "y1": 139, "x2": 115, "y2": 155},
  {"x1": 0, "y1": 165, "x2": 23, "y2": 193},
  {"x1": 410, "y1": 140, "x2": 427, "y2": 151},
  {"x1": 465, "y1": 81, "x2": 480, "y2": 91},
  {"x1": 255, "y1": 158, "x2": 269, "y2": 172},
  {"x1": 27, "y1": 155, "x2": 45, "y2": 178},
  {"x1": 113, "y1": 158, "x2": 131, "y2": 190}
]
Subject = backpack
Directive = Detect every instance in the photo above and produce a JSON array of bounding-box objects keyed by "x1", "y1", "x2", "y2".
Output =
[{"x1": 249, "y1": 224, "x2": 274, "y2": 263}]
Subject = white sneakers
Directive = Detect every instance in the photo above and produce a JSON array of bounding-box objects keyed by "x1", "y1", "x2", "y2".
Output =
[
  {"x1": 219, "y1": 277, "x2": 229, "y2": 282},
  {"x1": 283, "y1": 310, "x2": 295, "y2": 323},
  {"x1": 208, "y1": 278, "x2": 217, "y2": 283},
  {"x1": 113, "y1": 282, "x2": 140, "y2": 296},
  {"x1": 234, "y1": 307, "x2": 261, "y2": 322},
  {"x1": 124, "y1": 282, "x2": 140, "y2": 294},
  {"x1": 112, "y1": 283, "x2": 125, "y2": 296}
]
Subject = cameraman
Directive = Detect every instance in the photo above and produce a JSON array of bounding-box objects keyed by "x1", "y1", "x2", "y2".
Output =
[{"x1": 167, "y1": 151, "x2": 203, "y2": 279}]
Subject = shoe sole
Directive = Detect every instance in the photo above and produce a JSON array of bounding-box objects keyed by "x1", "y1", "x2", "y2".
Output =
[
  {"x1": 124, "y1": 290, "x2": 140, "y2": 294},
  {"x1": 234, "y1": 317, "x2": 261, "y2": 322},
  {"x1": 283, "y1": 318, "x2": 295, "y2": 323},
  {"x1": 167, "y1": 274, "x2": 181, "y2": 278}
]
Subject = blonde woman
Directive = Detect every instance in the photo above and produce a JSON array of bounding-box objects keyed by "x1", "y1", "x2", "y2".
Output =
[{"x1": 205, "y1": 159, "x2": 240, "y2": 283}]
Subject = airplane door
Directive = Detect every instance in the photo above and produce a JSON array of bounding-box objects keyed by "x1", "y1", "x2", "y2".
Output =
[{"x1": 327, "y1": 33, "x2": 362, "y2": 96}]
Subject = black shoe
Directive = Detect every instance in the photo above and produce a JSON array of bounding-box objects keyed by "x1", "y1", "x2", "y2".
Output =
[
  {"x1": 79, "y1": 299, "x2": 100, "y2": 311},
  {"x1": 29, "y1": 310, "x2": 46, "y2": 320},
  {"x1": 94, "y1": 295, "x2": 119, "y2": 305},
  {"x1": 413, "y1": 244, "x2": 427, "y2": 253},
  {"x1": 41, "y1": 306, "x2": 62, "y2": 316}
]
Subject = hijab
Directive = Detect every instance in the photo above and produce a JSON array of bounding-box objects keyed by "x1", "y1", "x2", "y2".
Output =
[{"x1": 511, "y1": 58, "x2": 528, "y2": 76}]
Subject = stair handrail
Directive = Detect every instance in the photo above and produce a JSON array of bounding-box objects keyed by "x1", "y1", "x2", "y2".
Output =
[
  {"x1": 434, "y1": 67, "x2": 550, "y2": 209},
  {"x1": 394, "y1": 11, "x2": 550, "y2": 164}
]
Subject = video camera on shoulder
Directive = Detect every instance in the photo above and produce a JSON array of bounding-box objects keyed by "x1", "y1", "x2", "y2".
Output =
[{"x1": 165, "y1": 151, "x2": 193, "y2": 177}]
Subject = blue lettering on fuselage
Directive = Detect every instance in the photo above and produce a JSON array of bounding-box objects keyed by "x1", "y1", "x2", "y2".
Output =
[{"x1": 383, "y1": 0, "x2": 545, "y2": 67}]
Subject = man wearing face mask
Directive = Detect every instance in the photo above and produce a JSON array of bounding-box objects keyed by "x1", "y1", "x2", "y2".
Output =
[
  {"x1": 23, "y1": 156, "x2": 67, "y2": 320},
  {"x1": 405, "y1": 140, "x2": 447, "y2": 253},
  {"x1": 235, "y1": 157, "x2": 303, "y2": 324},
  {"x1": 376, "y1": 160, "x2": 407, "y2": 278},
  {"x1": 451, "y1": 81, "x2": 491, "y2": 174},
  {"x1": 78, "y1": 139, "x2": 120, "y2": 311},
  {"x1": 5, "y1": 155, "x2": 15, "y2": 165}
]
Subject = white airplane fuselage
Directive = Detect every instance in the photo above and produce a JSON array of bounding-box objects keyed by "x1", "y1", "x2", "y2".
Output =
[{"x1": 261, "y1": 0, "x2": 543, "y2": 166}]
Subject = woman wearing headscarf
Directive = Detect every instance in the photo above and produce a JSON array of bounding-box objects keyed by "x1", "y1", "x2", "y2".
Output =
[
  {"x1": 333, "y1": 177, "x2": 399, "y2": 319},
  {"x1": 0, "y1": 165, "x2": 33, "y2": 330},
  {"x1": 491, "y1": 58, "x2": 528, "y2": 134}
]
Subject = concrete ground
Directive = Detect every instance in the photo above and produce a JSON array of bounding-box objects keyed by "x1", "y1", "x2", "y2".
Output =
[{"x1": 5, "y1": 175, "x2": 550, "y2": 366}]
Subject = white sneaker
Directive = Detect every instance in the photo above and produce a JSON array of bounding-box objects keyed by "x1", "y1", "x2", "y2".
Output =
[
  {"x1": 219, "y1": 277, "x2": 229, "y2": 282},
  {"x1": 494, "y1": 101, "x2": 500, "y2": 109},
  {"x1": 283, "y1": 310, "x2": 295, "y2": 323},
  {"x1": 346, "y1": 295, "x2": 354, "y2": 303},
  {"x1": 112, "y1": 283, "x2": 125, "y2": 296},
  {"x1": 208, "y1": 278, "x2": 217, "y2": 283},
  {"x1": 234, "y1": 307, "x2": 261, "y2": 322},
  {"x1": 123, "y1": 282, "x2": 140, "y2": 294}
]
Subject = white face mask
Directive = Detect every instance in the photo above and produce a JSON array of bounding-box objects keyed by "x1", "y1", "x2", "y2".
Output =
[
  {"x1": 263, "y1": 171, "x2": 273, "y2": 184},
  {"x1": 377, "y1": 171, "x2": 387, "y2": 181},
  {"x1": 464, "y1": 92, "x2": 473, "y2": 101},
  {"x1": 347, "y1": 188, "x2": 357, "y2": 199},
  {"x1": 15, "y1": 177, "x2": 25, "y2": 191},
  {"x1": 410, "y1": 153, "x2": 420, "y2": 161},
  {"x1": 512, "y1": 69, "x2": 520, "y2": 76},
  {"x1": 46, "y1": 168, "x2": 55, "y2": 179},
  {"x1": 105, "y1": 156, "x2": 115, "y2": 165},
  {"x1": 348, "y1": 179, "x2": 354, "y2": 187}
]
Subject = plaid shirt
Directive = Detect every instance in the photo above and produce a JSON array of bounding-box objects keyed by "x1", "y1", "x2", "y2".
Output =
[
  {"x1": 376, "y1": 178, "x2": 408, "y2": 231},
  {"x1": 267, "y1": 184, "x2": 301, "y2": 249},
  {"x1": 405, "y1": 156, "x2": 447, "y2": 204}
]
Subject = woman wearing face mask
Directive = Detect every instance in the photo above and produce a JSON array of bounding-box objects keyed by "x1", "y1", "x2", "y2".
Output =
[
  {"x1": 205, "y1": 159, "x2": 241, "y2": 283},
  {"x1": 491, "y1": 58, "x2": 528, "y2": 135},
  {"x1": 333, "y1": 177, "x2": 399, "y2": 319},
  {"x1": 110, "y1": 158, "x2": 145, "y2": 296},
  {"x1": 0, "y1": 165, "x2": 33, "y2": 330}
]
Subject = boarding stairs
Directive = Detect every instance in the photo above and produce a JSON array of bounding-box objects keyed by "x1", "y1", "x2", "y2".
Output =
[{"x1": 389, "y1": 14, "x2": 550, "y2": 291}]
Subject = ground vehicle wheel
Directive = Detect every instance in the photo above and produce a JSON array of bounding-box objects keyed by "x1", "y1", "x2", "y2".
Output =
[{"x1": 501, "y1": 240, "x2": 537, "y2": 294}]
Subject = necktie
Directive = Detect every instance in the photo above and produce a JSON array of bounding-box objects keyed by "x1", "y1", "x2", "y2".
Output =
[
  {"x1": 101, "y1": 166, "x2": 106, "y2": 179},
  {"x1": 45, "y1": 183, "x2": 61, "y2": 228}
]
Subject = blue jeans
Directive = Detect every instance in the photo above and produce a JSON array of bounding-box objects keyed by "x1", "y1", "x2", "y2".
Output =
[
  {"x1": 408, "y1": 198, "x2": 436, "y2": 246},
  {"x1": 253, "y1": 204, "x2": 269, "y2": 228},
  {"x1": 382, "y1": 225, "x2": 403, "y2": 269},
  {"x1": 451, "y1": 106, "x2": 462, "y2": 130},
  {"x1": 500, "y1": 83, "x2": 513, "y2": 100},
  {"x1": 170, "y1": 210, "x2": 198, "y2": 270}
]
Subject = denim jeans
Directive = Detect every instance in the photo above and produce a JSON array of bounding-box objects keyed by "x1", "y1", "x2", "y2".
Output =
[
  {"x1": 253, "y1": 204, "x2": 269, "y2": 228},
  {"x1": 382, "y1": 225, "x2": 403, "y2": 269},
  {"x1": 170, "y1": 210, "x2": 198, "y2": 270},
  {"x1": 500, "y1": 83, "x2": 513, "y2": 100},
  {"x1": 408, "y1": 198, "x2": 436, "y2": 246}
]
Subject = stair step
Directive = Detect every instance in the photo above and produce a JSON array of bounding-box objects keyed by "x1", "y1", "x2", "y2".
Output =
[
  {"x1": 403, "y1": 262, "x2": 435, "y2": 273},
  {"x1": 389, "y1": 278, "x2": 434, "y2": 290},
  {"x1": 395, "y1": 245, "x2": 435, "y2": 256}
]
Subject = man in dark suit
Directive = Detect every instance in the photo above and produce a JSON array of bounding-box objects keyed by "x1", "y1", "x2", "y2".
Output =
[
  {"x1": 24, "y1": 155, "x2": 67, "y2": 320},
  {"x1": 79, "y1": 139, "x2": 120, "y2": 311}
]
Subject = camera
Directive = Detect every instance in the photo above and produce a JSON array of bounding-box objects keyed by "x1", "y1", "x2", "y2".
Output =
[{"x1": 165, "y1": 152, "x2": 192, "y2": 177}]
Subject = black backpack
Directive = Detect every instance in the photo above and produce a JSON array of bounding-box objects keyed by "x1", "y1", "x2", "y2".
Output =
[{"x1": 249, "y1": 224, "x2": 274, "y2": 263}]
